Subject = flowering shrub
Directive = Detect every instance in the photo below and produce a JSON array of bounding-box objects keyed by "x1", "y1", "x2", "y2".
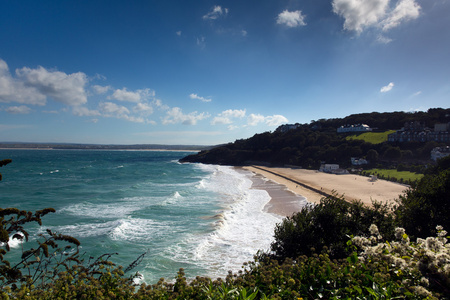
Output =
[{"x1": 352, "y1": 224, "x2": 450, "y2": 298}]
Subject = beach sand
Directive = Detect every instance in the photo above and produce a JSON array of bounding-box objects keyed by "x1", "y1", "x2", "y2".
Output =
[{"x1": 243, "y1": 166, "x2": 409, "y2": 217}]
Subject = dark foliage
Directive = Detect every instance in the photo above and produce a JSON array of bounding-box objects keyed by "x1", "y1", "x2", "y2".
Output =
[
  {"x1": 268, "y1": 195, "x2": 396, "y2": 260},
  {"x1": 395, "y1": 156, "x2": 450, "y2": 238},
  {"x1": 0, "y1": 159, "x2": 12, "y2": 181}
]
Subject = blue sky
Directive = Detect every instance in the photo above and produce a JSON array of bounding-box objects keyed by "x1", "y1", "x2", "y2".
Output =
[{"x1": 0, "y1": 0, "x2": 449, "y2": 145}]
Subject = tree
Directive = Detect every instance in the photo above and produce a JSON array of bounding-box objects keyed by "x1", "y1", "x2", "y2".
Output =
[
  {"x1": 395, "y1": 156, "x2": 450, "y2": 238},
  {"x1": 366, "y1": 149, "x2": 379, "y2": 163}
]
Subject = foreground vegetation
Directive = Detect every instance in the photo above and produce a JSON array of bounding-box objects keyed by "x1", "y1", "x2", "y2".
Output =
[{"x1": 1, "y1": 156, "x2": 450, "y2": 298}]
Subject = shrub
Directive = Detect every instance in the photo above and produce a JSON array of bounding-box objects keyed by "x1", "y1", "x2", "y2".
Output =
[
  {"x1": 268, "y1": 194, "x2": 395, "y2": 261},
  {"x1": 396, "y1": 164, "x2": 450, "y2": 238}
]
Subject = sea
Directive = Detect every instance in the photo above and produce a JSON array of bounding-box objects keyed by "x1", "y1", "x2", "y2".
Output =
[{"x1": 0, "y1": 149, "x2": 305, "y2": 283}]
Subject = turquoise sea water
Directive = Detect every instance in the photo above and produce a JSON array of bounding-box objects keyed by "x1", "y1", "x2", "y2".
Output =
[{"x1": 0, "y1": 150, "x2": 292, "y2": 283}]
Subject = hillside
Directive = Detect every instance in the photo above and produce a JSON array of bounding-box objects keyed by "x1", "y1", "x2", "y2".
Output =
[{"x1": 180, "y1": 108, "x2": 450, "y2": 169}]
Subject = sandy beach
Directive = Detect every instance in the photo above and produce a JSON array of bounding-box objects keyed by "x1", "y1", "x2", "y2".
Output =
[{"x1": 244, "y1": 166, "x2": 409, "y2": 216}]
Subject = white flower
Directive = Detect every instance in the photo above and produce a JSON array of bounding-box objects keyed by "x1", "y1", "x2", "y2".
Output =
[{"x1": 369, "y1": 224, "x2": 379, "y2": 236}]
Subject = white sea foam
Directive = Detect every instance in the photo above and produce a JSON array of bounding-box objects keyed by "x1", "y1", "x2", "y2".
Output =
[
  {"x1": 110, "y1": 218, "x2": 169, "y2": 242},
  {"x1": 0, "y1": 232, "x2": 25, "y2": 249},
  {"x1": 169, "y1": 164, "x2": 282, "y2": 278},
  {"x1": 60, "y1": 202, "x2": 142, "y2": 219},
  {"x1": 46, "y1": 220, "x2": 121, "y2": 238}
]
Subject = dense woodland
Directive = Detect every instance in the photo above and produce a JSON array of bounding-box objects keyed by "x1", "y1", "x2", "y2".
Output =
[{"x1": 180, "y1": 108, "x2": 450, "y2": 169}]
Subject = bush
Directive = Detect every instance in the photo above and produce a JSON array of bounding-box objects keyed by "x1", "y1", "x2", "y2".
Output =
[
  {"x1": 395, "y1": 157, "x2": 450, "y2": 239},
  {"x1": 268, "y1": 195, "x2": 395, "y2": 260}
]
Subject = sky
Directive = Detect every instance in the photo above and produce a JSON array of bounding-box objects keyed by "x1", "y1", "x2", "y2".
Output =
[{"x1": 0, "y1": 0, "x2": 449, "y2": 145}]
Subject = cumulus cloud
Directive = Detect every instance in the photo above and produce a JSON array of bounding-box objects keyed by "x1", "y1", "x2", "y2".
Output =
[
  {"x1": 0, "y1": 59, "x2": 51, "y2": 105},
  {"x1": 380, "y1": 82, "x2": 395, "y2": 92},
  {"x1": 133, "y1": 102, "x2": 154, "y2": 115},
  {"x1": 247, "y1": 114, "x2": 267, "y2": 126},
  {"x1": 203, "y1": 5, "x2": 228, "y2": 20},
  {"x1": 190, "y1": 93, "x2": 212, "y2": 102},
  {"x1": 265, "y1": 115, "x2": 289, "y2": 126},
  {"x1": 332, "y1": 0, "x2": 420, "y2": 34},
  {"x1": 72, "y1": 106, "x2": 100, "y2": 117},
  {"x1": 277, "y1": 10, "x2": 307, "y2": 27},
  {"x1": 16, "y1": 65, "x2": 88, "y2": 106},
  {"x1": 248, "y1": 113, "x2": 288, "y2": 126},
  {"x1": 4, "y1": 105, "x2": 31, "y2": 114},
  {"x1": 211, "y1": 109, "x2": 246, "y2": 125},
  {"x1": 108, "y1": 88, "x2": 155, "y2": 103},
  {"x1": 92, "y1": 85, "x2": 111, "y2": 94},
  {"x1": 381, "y1": 0, "x2": 421, "y2": 31},
  {"x1": 162, "y1": 107, "x2": 209, "y2": 125},
  {"x1": 99, "y1": 101, "x2": 145, "y2": 123}
]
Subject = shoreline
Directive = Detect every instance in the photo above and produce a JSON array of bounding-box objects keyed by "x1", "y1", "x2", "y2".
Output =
[{"x1": 243, "y1": 166, "x2": 409, "y2": 216}]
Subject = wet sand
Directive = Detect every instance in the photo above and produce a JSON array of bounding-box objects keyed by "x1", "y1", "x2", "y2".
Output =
[{"x1": 243, "y1": 166, "x2": 409, "y2": 217}]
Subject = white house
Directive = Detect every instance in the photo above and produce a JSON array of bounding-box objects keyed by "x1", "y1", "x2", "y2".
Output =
[
  {"x1": 337, "y1": 124, "x2": 372, "y2": 133},
  {"x1": 319, "y1": 164, "x2": 339, "y2": 173},
  {"x1": 431, "y1": 146, "x2": 450, "y2": 161}
]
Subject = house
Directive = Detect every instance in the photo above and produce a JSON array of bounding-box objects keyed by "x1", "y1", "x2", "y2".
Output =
[
  {"x1": 431, "y1": 146, "x2": 450, "y2": 161},
  {"x1": 276, "y1": 124, "x2": 300, "y2": 133},
  {"x1": 319, "y1": 164, "x2": 339, "y2": 173},
  {"x1": 337, "y1": 124, "x2": 372, "y2": 133},
  {"x1": 351, "y1": 157, "x2": 368, "y2": 166}
]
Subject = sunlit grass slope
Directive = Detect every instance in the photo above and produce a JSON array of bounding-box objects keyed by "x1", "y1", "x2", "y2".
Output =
[{"x1": 346, "y1": 130, "x2": 396, "y2": 144}]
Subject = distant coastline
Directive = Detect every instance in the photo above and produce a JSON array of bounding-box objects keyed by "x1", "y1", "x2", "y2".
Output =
[{"x1": 0, "y1": 142, "x2": 213, "y2": 152}]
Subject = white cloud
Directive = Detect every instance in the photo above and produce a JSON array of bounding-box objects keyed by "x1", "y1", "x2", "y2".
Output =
[
  {"x1": 162, "y1": 107, "x2": 209, "y2": 125},
  {"x1": 211, "y1": 109, "x2": 246, "y2": 125},
  {"x1": 376, "y1": 34, "x2": 393, "y2": 44},
  {"x1": 380, "y1": 82, "x2": 395, "y2": 92},
  {"x1": 176, "y1": 31, "x2": 182, "y2": 36},
  {"x1": 4, "y1": 105, "x2": 31, "y2": 114},
  {"x1": 190, "y1": 93, "x2": 212, "y2": 102},
  {"x1": 332, "y1": 0, "x2": 420, "y2": 34},
  {"x1": 99, "y1": 102, "x2": 145, "y2": 123},
  {"x1": 332, "y1": 0, "x2": 389, "y2": 33},
  {"x1": 0, "y1": 59, "x2": 48, "y2": 105},
  {"x1": 203, "y1": 5, "x2": 228, "y2": 20},
  {"x1": 72, "y1": 106, "x2": 100, "y2": 117},
  {"x1": 100, "y1": 101, "x2": 130, "y2": 115},
  {"x1": 92, "y1": 85, "x2": 111, "y2": 94},
  {"x1": 133, "y1": 102, "x2": 154, "y2": 115},
  {"x1": 16, "y1": 65, "x2": 88, "y2": 106},
  {"x1": 241, "y1": 30, "x2": 248, "y2": 37},
  {"x1": 247, "y1": 113, "x2": 288, "y2": 126},
  {"x1": 265, "y1": 115, "x2": 289, "y2": 126},
  {"x1": 381, "y1": 0, "x2": 421, "y2": 31},
  {"x1": 277, "y1": 10, "x2": 307, "y2": 27},
  {"x1": 108, "y1": 88, "x2": 154, "y2": 103},
  {"x1": 247, "y1": 114, "x2": 266, "y2": 126}
]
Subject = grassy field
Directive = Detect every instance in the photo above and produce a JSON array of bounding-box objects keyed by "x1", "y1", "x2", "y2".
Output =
[
  {"x1": 346, "y1": 130, "x2": 396, "y2": 144},
  {"x1": 364, "y1": 168, "x2": 424, "y2": 183}
]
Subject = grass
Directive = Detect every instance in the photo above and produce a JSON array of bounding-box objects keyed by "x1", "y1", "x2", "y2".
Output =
[
  {"x1": 364, "y1": 168, "x2": 424, "y2": 183},
  {"x1": 346, "y1": 130, "x2": 396, "y2": 144}
]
